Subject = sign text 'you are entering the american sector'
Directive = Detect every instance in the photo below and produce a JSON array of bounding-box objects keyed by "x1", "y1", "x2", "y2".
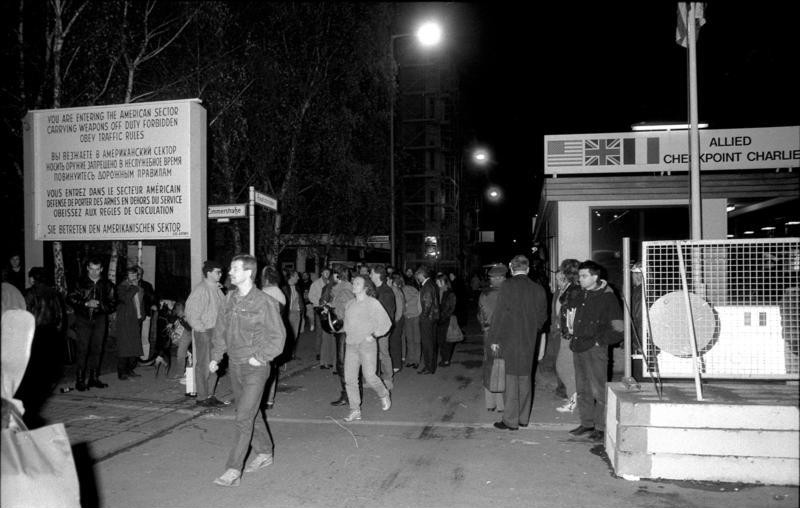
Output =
[{"x1": 30, "y1": 99, "x2": 198, "y2": 240}]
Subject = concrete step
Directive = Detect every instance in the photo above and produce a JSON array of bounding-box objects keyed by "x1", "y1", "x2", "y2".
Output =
[
  {"x1": 606, "y1": 382, "x2": 800, "y2": 485},
  {"x1": 614, "y1": 426, "x2": 798, "y2": 458}
]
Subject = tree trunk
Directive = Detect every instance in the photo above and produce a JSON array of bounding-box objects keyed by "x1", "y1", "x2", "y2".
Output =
[
  {"x1": 108, "y1": 240, "x2": 122, "y2": 284},
  {"x1": 52, "y1": 242, "x2": 67, "y2": 294},
  {"x1": 50, "y1": 0, "x2": 66, "y2": 289}
]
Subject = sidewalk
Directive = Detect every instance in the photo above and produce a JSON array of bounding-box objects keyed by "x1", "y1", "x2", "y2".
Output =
[
  {"x1": 36, "y1": 314, "x2": 577, "y2": 463},
  {"x1": 38, "y1": 326, "x2": 322, "y2": 462}
]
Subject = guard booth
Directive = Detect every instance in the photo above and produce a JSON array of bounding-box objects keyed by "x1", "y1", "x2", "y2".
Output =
[{"x1": 534, "y1": 126, "x2": 800, "y2": 485}]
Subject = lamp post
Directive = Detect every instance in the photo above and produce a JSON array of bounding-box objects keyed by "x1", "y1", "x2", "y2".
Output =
[{"x1": 389, "y1": 21, "x2": 442, "y2": 268}]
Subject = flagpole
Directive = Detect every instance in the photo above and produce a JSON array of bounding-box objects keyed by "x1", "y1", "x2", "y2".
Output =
[
  {"x1": 687, "y1": 2, "x2": 702, "y2": 241},
  {"x1": 686, "y1": 4, "x2": 707, "y2": 400}
]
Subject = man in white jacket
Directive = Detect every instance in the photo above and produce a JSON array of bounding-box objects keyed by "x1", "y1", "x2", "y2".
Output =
[
  {"x1": 341, "y1": 274, "x2": 392, "y2": 422},
  {"x1": 184, "y1": 260, "x2": 226, "y2": 407}
]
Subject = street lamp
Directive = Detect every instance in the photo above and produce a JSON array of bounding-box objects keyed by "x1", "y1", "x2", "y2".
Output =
[
  {"x1": 389, "y1": 20, "x2": 443, "y2": 268},
  {"x1": 472, "y1": 147, "x2": 491, "y2": 166}
]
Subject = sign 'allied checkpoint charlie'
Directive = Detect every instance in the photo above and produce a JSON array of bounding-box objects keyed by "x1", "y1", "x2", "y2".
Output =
[{"x1": 24, "y1": 98, "x2": 208, "y2": 287}]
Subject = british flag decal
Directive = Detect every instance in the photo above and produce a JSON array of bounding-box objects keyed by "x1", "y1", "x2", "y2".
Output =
[{"x1": 584, "y1": 139, "x2": 620, "y2": 165}]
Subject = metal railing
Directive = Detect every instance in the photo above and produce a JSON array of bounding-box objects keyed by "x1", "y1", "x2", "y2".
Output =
[{"x1": 638, "y1": 238, "x2": 800, "y2": 381}]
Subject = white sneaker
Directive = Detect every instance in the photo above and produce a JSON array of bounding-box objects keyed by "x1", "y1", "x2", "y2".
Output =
[
  {"x1": 243, "y1": 453, "x2": 273, "y2": 473},
  {"x1": 344, "y1": 409, "x2": 362, "y2": 422},
  {"x1": 380, "y1": 395, "x2": 391, "y2": 411},
  {"x1": 556, "y1": 393, "x2": 577, "y2": 413},
  {"x1": 213, "y1": 468, "x2": 241, "y2": 487}
]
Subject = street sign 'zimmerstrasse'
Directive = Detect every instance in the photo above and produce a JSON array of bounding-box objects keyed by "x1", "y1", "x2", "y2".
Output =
[
  {"x1": 254, "y1": 191, "x2": 278, "y2": 211},
  {"x1": 208, "y1": 204, "x2": 246, "y2": 219}
]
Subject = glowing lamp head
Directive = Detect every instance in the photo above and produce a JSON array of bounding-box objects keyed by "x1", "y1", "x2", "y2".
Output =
[{"x1": 416, "y1": 21, "x2": 443, "y2": 47}]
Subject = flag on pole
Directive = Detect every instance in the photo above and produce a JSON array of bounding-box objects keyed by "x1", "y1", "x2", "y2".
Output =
[{"x1": 676, "y1": 2, "x2": 706, "y2": 48}]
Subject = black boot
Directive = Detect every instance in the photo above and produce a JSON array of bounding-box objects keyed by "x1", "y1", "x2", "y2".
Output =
[
  {"x1": 117, "y1": 358, "x2": 130, "y2": 380},
  {"x1": 88, "y1": 369, "x2": 108, "y2": 388},
  {"x1": 330, "y1": 392, "x2": 348, "y2": 406},
  {"x1": 126, "y1": 357, "x2": 141, "y2": 377},
  {"x1": 75, "y1": 368, "x2": 87, "y2": 391}
]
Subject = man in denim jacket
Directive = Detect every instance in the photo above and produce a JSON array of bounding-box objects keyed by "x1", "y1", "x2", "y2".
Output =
[{"x1": 209, "y1": 254, "x2": 286, "y2": 487}]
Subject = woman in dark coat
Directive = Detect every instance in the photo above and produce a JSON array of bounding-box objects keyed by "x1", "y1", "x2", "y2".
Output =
[
  {"x1": 436, "y1": 274, "x2": 458, "y2": 367},
  {"x1": 116, "y1": 267, "x2": 144, "y2": 380}
]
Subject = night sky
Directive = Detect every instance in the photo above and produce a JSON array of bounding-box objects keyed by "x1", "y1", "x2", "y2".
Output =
[{"x1": 438, "y1": 2, "x2": 800, "y2": 252}]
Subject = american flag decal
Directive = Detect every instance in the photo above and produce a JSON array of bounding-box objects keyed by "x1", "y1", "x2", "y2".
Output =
[
  {"x1": 584, "y1": 139, "x2": 620, "y2": 165},
  {"x1": 546, "y1": 140, "x2": 583, "y2": 166}
]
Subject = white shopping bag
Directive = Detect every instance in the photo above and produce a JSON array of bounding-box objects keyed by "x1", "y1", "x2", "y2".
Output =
[{"x1": 185, "y1": 350, "x2": 196, "y2": 395}]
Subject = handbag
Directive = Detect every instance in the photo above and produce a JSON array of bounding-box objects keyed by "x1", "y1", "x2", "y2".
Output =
[
  {"x1": 488, "y1": 356, "x2": 505, "y2": 393},
  {"x1": 1, "y1": 401, "x2": 81, "y2": 508},
  {"x1": 445, "y1": 315, "x2": 464, "y2": 343},
  {"x1": 185, "y1": 347, "x2": 196, "y2": 395}
]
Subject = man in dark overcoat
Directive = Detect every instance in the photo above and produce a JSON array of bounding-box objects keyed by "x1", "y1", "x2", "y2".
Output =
[
  {"x1": 415, "y1": 265, "x2": 440, "y2": 374},
  {"x1": 488, "y1": 255, "x2": 548, "y2": 430}
]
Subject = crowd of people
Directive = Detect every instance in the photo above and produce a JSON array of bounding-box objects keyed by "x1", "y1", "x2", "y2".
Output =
[{"x1": 3, "y1": 249, "x2": 627, "y2": 486}]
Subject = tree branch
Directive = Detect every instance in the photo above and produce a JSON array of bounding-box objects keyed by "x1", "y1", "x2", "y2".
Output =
[
  {"x1": 60, "y1": 0, "x2": 87, "y2": 39},
  {"x1": 90, "y1": 56, "x2": 119, "y2": 104},
  {"x1": 209, "y1": 78, "x2": 255, "y2": 127},
  {"x1": 139, "y1": 8, "x2": 198, "y2": 64}
]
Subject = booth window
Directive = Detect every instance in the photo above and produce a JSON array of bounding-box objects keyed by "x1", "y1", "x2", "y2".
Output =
[{"x1": 591, "y1": 206, "x2": 689, "y2": 289}]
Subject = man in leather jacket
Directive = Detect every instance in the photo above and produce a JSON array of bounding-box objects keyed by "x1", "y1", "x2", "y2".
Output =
[
  {"x1": 415, "y1": 265, "x2": 440, "y2": 374},
  {"x1": 66, "y1": 257, "x2": 116, "y2": 391}
]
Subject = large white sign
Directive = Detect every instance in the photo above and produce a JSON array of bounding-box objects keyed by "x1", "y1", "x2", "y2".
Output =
[
  {"x1": 544, "y1": 126, "x2": 799, "y2": 175},
  {"x1": 29, "y1": 99, "x2": 200, "y2": 240}
]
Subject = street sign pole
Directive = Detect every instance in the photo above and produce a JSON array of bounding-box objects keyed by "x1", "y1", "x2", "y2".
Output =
[{"x1": 249, "y1": 186, "x2": 255, "y2": 257}]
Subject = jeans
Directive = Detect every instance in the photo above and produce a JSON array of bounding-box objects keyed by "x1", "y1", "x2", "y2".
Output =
[
  {"x1": 75, "y1": 314, "x2": 107, "y2": 371},
  {"x1": 319, "y1": 325, "x2": 337, "y2": 367},
  {"x1": 389, "y1": 316, "x2": 404, "y2": 369},
  {"x1": 288, "y1": 310, "x2": 303, "y2": 355},
  {"x1": 419, "y1": 317, "x2": 437, "y2": 372},
  {"x1": 344, "y1": 339, "x2": 389, "y2": 411},
  {"x1": 265, "y1": 362, "x2": 278, "y2": 406},
  {"x1": 193, "y1": 330, "x2": 217, "y2": 400},
  {"x1": 225, "y1": 361, "x2": 272, "y2": 470},
  {"x1": 573, "y1": 344, "x2": 608, "y2": 431},
  {"x1": 555, "y1": 333, "x2": 576, "y2": 396},
  {"x1": 176, "y1": 329, "x2": 192, "y2": 372},
  {"x1": 436, "y1": 321, "x2": 455, "y2": 364},
  {"x1": 502, "y1": 375, "x2": 532, "y2": 428},
  {"x1": 404, "y1": 316, "x2": 421, "y2": 365},
  {"x1": 377, "y1": 335, "x2": 393, "y2": 390},
  {"x1": 335, "y1": 333, "x2": 347, "y2": 395}
]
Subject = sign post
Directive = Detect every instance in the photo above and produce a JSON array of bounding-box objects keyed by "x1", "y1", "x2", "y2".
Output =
[
  {"x1": 249, "y1": 187, "x2": 256, "y2": 256},
  {"x1": 247, "y1": 187, "x2": 279, "y2": 258}
]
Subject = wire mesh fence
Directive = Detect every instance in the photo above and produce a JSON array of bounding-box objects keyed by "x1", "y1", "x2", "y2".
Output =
[{"x1": 641, "y1": 238, "x2": 800, "y2": 379}]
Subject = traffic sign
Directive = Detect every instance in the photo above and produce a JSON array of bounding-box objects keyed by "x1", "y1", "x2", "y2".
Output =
[
  {"x1": 254, "y1": 191, "x2": 278, "y2": 211},
  {"x1": 208, "y1": 204, "x2": 246, "y2": 219}
]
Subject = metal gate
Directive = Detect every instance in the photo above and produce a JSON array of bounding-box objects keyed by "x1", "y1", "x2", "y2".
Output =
[{"x1": 641, "y1": 238, "x2": 799, "y2": 379}]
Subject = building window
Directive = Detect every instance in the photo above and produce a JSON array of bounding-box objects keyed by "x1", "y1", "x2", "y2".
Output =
[{"x1": 591, "y1": 206, "x2": 689, "y2": 289}]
